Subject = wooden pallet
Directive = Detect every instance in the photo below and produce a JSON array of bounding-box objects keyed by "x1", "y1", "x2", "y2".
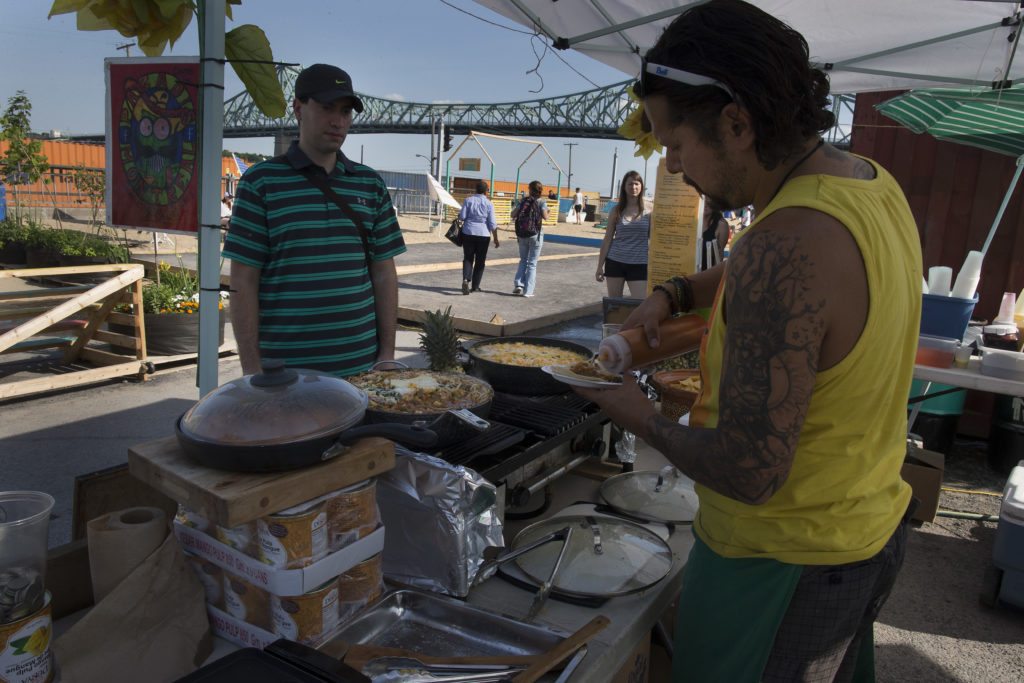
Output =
[{"x1": 0, "y1": 264, "x2": 148, "y2": 400}]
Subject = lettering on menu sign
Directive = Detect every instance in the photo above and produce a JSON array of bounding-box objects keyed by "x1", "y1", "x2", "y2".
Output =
[{"x1": 647, "y1": 157, "x2": 703, "y2": 294}]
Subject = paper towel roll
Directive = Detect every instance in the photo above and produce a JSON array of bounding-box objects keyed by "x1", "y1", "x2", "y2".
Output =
[{"x1": 87, "y1": 507, "x2": 168, "y2": 602}]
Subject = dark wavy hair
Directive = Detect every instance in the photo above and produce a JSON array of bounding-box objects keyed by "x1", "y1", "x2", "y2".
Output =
[
  {"x1": 641, "y1": 0, "x2": 834, "y2": 169},
  {"x1": 475, "y1": 180, "x2": 489, "y2": 194},
  {"x1": 616, "y1": 171, "x2": 645, "y2": 217},
  {"x1": 528, "y1": 180, "x2": 544, "y2": 197}
]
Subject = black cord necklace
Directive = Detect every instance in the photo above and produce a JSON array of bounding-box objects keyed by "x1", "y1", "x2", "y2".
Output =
[{"x1": 766, "y1": 139, "x2": 824, "y2": 206}]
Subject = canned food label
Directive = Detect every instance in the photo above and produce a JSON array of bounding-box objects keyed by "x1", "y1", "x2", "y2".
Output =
[
  {"x1": 270, "y1": 588, "x2": 338, "y2": 644},
  {"x1": 187, "y1": 557, "x2": 223, "y2": 607},
  {"x1": 0, "y1": 609, "x2": 52, "y2": 683},
  {"x1": 258, "y1": 511, "x2": 328, "y2": 568},
  {"x1": 223, "y1": 579, "x2": 248, "y2": 620}
]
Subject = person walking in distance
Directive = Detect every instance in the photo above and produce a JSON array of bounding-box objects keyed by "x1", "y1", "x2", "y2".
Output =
[
  {"x1": 595, "y1": 171, "x2": 651, "y2": 298},
  {"x1": 573, "y1": 187, "x2": 584, "y2": 225},
  {"x1": 457, "y1": 180, "x2": 500, "y2": 294},
  {"x1": 510, "y1": 180, "x2": 549, "y2": 297},
  {"x1": 574, "y1": 1, "x2": 922, "y2": 680},
  {"x1": 223, "y1": 63, "x2": 406, "y2": 377}
]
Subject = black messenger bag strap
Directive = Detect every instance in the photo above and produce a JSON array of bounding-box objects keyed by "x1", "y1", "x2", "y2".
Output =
[{"x1": 296, "y1": 163, "x2": 373, "y2": 267}]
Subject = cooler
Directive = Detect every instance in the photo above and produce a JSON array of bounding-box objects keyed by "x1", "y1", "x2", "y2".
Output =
[{"x1": 992, "y1": 460, "x2": 1024, "y2": 609}]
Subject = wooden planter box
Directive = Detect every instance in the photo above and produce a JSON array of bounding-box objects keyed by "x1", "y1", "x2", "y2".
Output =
[{"x1": 111, "y1": 309, "x2": 225, "y2": 356}]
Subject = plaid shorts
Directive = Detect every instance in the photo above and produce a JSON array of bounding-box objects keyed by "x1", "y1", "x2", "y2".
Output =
[{"x1": 673, "y1": 511, "x2": 909, "y2": 682}]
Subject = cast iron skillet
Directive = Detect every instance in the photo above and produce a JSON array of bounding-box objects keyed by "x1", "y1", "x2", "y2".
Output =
[
  {"x1": 464, "y1": 336, "x2": 594, "y2": 395},
  {"x1": 174, "y1": 362, "x2": 438, "y2": 473},
  {"x1": 175, "y1": 416, "x2": 436, "y2": 473}
]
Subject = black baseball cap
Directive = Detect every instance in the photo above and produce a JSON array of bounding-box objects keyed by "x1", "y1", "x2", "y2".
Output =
[{"x1": 294, "y1": 63, "x2": 364, "y2": 113}]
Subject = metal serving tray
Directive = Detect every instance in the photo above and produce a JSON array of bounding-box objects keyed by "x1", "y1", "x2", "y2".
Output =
[{"x1": 325, "y1": 589, "x2": 567, "y2": 656}]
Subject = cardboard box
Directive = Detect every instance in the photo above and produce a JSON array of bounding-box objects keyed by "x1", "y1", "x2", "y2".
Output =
[
  {"x1": 901, "y1": 447, "x2": 945, "y2": 523},
  {"x1": 174, "y1": 521, "x2": 384, "y2": 595},
  {"x1": 206, "y1": 604, "x2": 278, "y2": 650},
  {"x1": 610, "y1": 631, "x2": 651, "y2": 683}
]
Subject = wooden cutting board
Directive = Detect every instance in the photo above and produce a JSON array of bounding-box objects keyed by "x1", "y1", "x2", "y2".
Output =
[{"x1": 128, "y1": 436, "x2": 394, "y2": 527}]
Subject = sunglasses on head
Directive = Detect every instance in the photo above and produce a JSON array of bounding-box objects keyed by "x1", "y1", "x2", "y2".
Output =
[{"x1": 634, "y1": 58, "x2": 737, "y2": 102}]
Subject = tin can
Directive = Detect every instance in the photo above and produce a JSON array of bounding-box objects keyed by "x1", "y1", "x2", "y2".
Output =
[
  {"x1": 271, "y1": 579, "x2": 339, "y2": 645},
  {"x1": 258, "y1": 500, "x2": 328, "y2": 569},
  {"x1": 337, "y1": 554, "x2": 383, "y2": 623},
  {"x1": 223, "y1": 573, "x2": 270, "y2": 630},
  {"x1": 326, "y1": 480, "x2": 380, "y2": 551},
  {"x1": 215, "y1": 521, "x2": 257, "y2": 558},
  {"x1": 0, "y1": 591, "x2": 53, "y2": 683},
  {"x1": 185, "y1": 554, "x2": 224, "y2": 609}
]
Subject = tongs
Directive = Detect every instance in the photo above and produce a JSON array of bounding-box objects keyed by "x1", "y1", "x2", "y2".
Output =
[{"x1": 471, "y1": 526, "x2": 574, "y2": 620}]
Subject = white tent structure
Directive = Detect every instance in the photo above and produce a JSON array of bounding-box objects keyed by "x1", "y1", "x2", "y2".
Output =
[{"x1": 472, "y1": 1, "x2": 1024, "y2": 93}]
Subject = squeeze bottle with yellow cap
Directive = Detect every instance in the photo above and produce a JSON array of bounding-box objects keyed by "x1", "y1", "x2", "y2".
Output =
[{"x1": 596, "y1": 314, "x2": 707, "y2": 375}]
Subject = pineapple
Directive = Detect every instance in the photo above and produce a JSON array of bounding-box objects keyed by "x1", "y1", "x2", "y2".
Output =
[{"x1": 419, "y1": 306, "x2": 463, "y2": 372}]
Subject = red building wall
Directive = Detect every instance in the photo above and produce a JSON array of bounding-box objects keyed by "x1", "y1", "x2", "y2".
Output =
[{"x1": 852, "y1": 91, "x2": 1024, "y2": 435}]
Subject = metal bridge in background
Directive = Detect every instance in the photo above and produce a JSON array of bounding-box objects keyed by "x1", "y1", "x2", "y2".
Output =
[{"x1": 223, "y1": 64, "x2": 854, "y2": 145}]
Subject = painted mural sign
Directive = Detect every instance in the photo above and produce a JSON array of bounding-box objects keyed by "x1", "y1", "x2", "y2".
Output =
[{"x1": 105, "y1": 57, "x2": 200, "y2": 233}]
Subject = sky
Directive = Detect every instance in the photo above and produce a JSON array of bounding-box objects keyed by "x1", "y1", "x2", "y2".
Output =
[{"x1": 0, "y1": 0, "x2": 663, "y2": 198}]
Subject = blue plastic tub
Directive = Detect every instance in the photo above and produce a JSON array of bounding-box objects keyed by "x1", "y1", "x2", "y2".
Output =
[{"x1": 920, "y1": 293, "x2": 978, "y2": 340}]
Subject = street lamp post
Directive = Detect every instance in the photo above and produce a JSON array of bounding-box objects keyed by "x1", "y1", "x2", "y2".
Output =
[
  {"x1": 564, "y1": 142, "x2": 578, "y2": 205},
  {"x1": 415, "y1": 154, "x2": 433, "y2": 221}
]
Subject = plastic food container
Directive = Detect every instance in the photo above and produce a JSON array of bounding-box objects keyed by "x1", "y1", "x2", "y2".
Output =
[
  {"x1": 916, "y1": 335, "x2": 958, "y2": 368},
  {"x1": 980, "y1": 347, "x2": 1024, "y2": 381}
]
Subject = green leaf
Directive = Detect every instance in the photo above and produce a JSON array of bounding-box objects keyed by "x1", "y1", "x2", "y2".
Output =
[
  {"x1": 48, "y1": 0, "x2": 91, "y2": 18},
  {"x1": 10, "y1": 636, "x2": 29, "y2": 654},
  {"x1": 225, "y1": 24, "x2": 286, "y2": 119}
]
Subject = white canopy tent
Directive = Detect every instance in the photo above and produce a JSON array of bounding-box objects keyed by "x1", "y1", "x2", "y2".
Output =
[{"x1": 471, "y1": 0, "x2": 1024, "y2": 93}]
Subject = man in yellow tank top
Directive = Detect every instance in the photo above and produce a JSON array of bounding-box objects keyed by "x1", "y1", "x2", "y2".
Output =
[{"x1": 576, "y1": 1, "x2": 922, "y2": 681}]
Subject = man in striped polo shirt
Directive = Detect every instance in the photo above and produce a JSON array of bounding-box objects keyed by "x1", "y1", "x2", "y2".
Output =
[{"x1": 224, "y1": 64, "x2": 407, "y2": 377}]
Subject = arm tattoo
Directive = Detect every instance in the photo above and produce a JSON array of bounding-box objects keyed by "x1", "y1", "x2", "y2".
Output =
[{"x1": 643, "y1": 231, "x2": 825, "y2": 504}]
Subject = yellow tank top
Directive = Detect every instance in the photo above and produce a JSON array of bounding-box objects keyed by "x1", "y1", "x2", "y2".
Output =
[{"x1": 690, "y1": 158, "x2": 921, "y2": 564}]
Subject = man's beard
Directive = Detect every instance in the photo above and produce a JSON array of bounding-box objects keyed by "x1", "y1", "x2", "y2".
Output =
[{"x1": 682, "y1": 173, "x2": 737, "y2": 212}]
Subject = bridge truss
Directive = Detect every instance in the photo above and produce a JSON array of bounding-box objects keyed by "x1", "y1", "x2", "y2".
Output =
[{"x1": 223, "y1": 65, "x2": 854, "y2": 145}]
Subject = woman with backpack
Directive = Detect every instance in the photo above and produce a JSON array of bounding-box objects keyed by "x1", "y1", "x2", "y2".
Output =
[
  {"x1": 457, "y1": 180, "x2": 500, "y2": 294},
  {"x1": 595, "y1": 171, "x2": 651, "y2": 298},
  {"x1": 510, "y1": 180, "x2": 550, "y2": 297}
]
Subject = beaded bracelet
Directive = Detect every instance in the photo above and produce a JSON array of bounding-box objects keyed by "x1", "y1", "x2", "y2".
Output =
[{"x1": 652, "y1": 284, "x2": 679, "y2": 315}]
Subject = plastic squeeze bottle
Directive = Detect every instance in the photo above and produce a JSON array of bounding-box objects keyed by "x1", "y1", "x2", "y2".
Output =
[
  {"x1": 983, "y1": 292, "x2": 1020, "y2": 351},
  {"x1": 597, "y1": 314, "x2": 707, "y2": 374}
]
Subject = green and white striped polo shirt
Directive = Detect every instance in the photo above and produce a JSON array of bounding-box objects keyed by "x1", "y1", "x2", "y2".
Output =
[{"x1": 223, "y1": 142, "x2": 406, "y2": 377}]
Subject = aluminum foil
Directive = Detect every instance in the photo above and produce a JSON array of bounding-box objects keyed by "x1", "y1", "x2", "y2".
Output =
[{"x1": 377, "y1": 446, "x2": 504, "y2": 597}]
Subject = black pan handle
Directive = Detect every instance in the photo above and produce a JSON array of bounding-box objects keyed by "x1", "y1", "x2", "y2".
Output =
[{"x1": 322, "y1": 424, "x2": 439, "y2": 460}]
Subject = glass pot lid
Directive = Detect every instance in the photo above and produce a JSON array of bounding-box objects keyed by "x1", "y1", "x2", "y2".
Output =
[
  {"x1": 179, "y1": 361, "x2": 368, "y2": 446},
  {"x1": 512, "y1": 515, "x2": 673, "y2": 597},
  {"x1": 599, "y1": 466, "x2": 699, "y2": 523}
]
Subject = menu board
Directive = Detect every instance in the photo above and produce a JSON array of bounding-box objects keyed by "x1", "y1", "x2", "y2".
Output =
[{"x1": 647, "y1": 158, "x2": 703, "y2": 293}]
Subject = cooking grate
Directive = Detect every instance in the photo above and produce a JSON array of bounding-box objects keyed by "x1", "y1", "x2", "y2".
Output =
[
  {"x1": 435, "y1": 423, "x2": 526, "y2": 467},
  {"x1": 489, "y1": 394, "x2": 588, "y2": 438}
]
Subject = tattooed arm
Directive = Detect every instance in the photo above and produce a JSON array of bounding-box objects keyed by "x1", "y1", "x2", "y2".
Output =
[{"x1": 578, "y1": 209, "x2": 862, "y2": 505}]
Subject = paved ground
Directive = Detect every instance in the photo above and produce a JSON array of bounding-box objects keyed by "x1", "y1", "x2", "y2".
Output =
[{"x1": 3, "y1": 214, "x2": 1024, "y2": 680}]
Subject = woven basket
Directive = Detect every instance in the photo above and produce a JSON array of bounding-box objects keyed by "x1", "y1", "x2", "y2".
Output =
[{"x1": 652, "y1": 369, "x2": 700, "y2": 422}]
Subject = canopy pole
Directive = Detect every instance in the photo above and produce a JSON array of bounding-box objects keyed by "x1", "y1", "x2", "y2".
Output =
[
  {"x1": 197, "y1": 0, "x2": 226, "y2": 397},
  {"x1": 982, "y1": 154, "x2": 1024, "y2": 255}
]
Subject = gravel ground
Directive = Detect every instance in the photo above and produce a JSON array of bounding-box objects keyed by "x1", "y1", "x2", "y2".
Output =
[{"x1": 874, "y1": 441, "x2": 1024, "y2": 682}]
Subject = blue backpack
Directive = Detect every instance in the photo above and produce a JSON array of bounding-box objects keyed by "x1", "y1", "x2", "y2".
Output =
[{"x1": 514, "y1": 197, "x2": 543, "y2": 238}]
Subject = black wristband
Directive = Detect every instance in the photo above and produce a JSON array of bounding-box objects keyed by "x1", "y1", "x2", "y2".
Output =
[{"x1": 671, "y1": 276, "x2": 695, "y2": 312}]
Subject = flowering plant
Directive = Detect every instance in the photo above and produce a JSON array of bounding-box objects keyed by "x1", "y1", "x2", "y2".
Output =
[
  {"x1": 141, "y1": 261, "x2": 227, "y2": 314},
  {"x1": 617, "y1": 88, "x2": 663, "y2": 160}
]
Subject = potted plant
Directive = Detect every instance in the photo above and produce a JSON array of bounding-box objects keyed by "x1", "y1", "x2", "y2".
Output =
[
  {"x1": 112, "y1": 261, "x2": 228, "y2": 356},
  {"x1": 0, "y1": 218, "x2": 29, "y2": 264}
]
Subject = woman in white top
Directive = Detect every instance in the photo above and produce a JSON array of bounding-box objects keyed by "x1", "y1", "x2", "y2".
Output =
[
  {"x1": 596, "y1": 171, "x2": 651, "y2": 298},
  {"x1": 573, "y1": 188, "x2": 584, "y2": 225}
]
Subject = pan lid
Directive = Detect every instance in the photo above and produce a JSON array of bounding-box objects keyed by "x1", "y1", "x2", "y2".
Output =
[
  {"x1": 599, "y1": 466, "x2": 699, "y2": 524},
  {"x1": 512, "y1": 514, "x2": 673, "y2": 597},
  {"x1": 179, "y1": 360, "x2": 368, "y2": 446}
]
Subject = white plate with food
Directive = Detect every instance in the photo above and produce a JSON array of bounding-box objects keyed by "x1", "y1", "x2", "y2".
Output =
[{"x1": 542, "y1": 362, "x2": 623, "y2": 389}]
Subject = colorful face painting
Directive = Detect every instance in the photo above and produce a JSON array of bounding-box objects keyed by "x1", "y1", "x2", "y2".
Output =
[{"x1": 118, "y1": 72, "x2": 197, "y2": 207}]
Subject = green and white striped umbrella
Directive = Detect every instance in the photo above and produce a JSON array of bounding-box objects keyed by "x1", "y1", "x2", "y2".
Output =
[
  {"x1": 878, "y1": 85, "x2": 1024, "y2": 253},
  {"x1": 877, "y1": 85, "x2": 1024, "y2": 158}
]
